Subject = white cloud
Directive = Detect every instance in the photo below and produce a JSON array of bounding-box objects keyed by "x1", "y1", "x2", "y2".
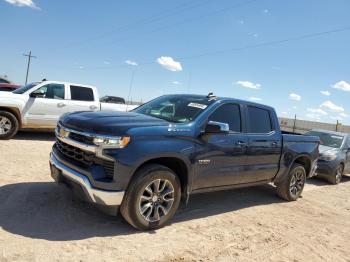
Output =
[
  {"x1": 253, "y1": 33, "x2": 259, "y2": 38},
  {"x1": 4, "y1": 0, "x2": 39, "y2": 9},
  {"x1": 262, "y1": 9, "x2": 269, "y2": 13},
  {"x1": 125, "y1": 60, "x2": 138, "y2": 66},
  {"x1": 307, "y1": 108, "x2": 328, "y2": 116},
  {"x1": 237, "y1": 20, "x2": 244, "y2": 24},
  {"x1": 339, "y1": 112, "x2": 348, "y2": 118},
  {"x1": 157, "y1": 56, "x2": 182, "y2": 72},
  {"x1": 281, "y1": 111, "x2": 288, "y2": 115},
  {"x1": 78, "y1": 66, "x2": 84, "y2": 69},
  {"x1": 320, "y1": 100, "x2": 344, "y2": 113},
  {"x1": 289, "y1": 93, "x2": 301, "y2": 101},
  {"x1": 292, "y1": 106, "x2": 297, "y2": 109},
  {"x1": 236, "y1": 81, "x2": 261, "y2": 89},
  {"x1": 249, "y1": 97, "x2": 262, "y2": 101},
  {"x1": 332, "y1": 80, "x2": 350, "y2": 92},
  {"x1": 320, "y1": 90, "x2": 330, "y2": 96},
  {"x1": 172, "y1": 81, "x2": 181, "y2": 85},
  {"x1": 103, "y1": 61, "x2": 110, "y2": 65}
]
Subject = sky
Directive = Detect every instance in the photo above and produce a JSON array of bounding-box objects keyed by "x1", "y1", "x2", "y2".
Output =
[{"x1": 1, "y1": 0, "x2": 350, "y2": 124}]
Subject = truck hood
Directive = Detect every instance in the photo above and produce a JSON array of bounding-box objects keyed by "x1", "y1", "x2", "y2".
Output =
[{"x1": 60, "y1": 111, "x2": 170, "y2": 135}]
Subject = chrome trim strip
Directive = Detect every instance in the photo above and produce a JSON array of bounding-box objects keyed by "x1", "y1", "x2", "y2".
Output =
[
  {"x1": 56, "y1": 132, "x2": 97, "y2": 153},
  {"x1": 57, "y1": 122, "x2": 122, "y2": 140},
  {"x1": 50, "y1": 153, "x2": 124, "y2": 206}
]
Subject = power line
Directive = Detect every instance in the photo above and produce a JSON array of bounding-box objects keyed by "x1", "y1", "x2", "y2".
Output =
[
  {"x1": 23, "y1": 51, "x2": 37, "y2": 85},
  {"x1": 75, "y1": 0, "x2": 260, "y2": 50},
  {"x1": 57, "y1": 0, "x2": 213, "y2": 51},
  {"x1": 86, "y1": 26, "x2": 350, "y2": 71}
]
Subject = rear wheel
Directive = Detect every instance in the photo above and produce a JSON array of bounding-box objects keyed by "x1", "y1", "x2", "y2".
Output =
[
  {"x1": 277, "y1": 164, "x2": 306, "y2": 201},
  {"x1": 120, "y1": 164, "x2": 181, "y2": 230},
  {"x1": 328, "y1": 164, "x2": 343, "y2": 185},
  {"x1": 0, "y1": 111, "x2": 19, "y2": 140}
]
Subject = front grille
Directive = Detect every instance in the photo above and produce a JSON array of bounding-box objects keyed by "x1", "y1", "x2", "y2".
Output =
[
  {"x1": 69, "y1": 132, "x2": 94, "y2": 145},
  {"x1": 55, "y1": 139, "x2": 115, "y2": 178}
]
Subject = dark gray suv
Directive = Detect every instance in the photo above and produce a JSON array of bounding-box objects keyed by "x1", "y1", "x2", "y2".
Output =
[{"x1": 306, "y1": 129, "x2": 350, "y2": 184}]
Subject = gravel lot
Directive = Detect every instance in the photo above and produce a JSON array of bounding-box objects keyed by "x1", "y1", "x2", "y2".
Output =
[{"x1": 1, "y1": 132, "x2": 350, "y2": 262}]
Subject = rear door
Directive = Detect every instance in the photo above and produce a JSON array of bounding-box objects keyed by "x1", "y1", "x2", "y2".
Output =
[
  {"x1": 66, "y1": 85, "x2": 100, "y2": 112},
  {"x1": 243, "y1": 106, "x2": 282, "y2": 182}
]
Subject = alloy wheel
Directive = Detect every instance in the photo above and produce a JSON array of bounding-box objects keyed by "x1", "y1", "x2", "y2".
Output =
[
  {"x1": 138, "y1": 179, "x2": 175, "y2": 222},
  {"x1": 335, "y1": 165, "x2": 343, "y2": 184},
  {"x1": 0, "y1": 116, "x2": 12, "y2": 135},
  {"x1": 289, "y1": 170, "x2": 305, "y2": 197}
]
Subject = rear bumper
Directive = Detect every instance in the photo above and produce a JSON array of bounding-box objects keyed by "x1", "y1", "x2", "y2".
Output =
[{"x1": 50, "y1": 152, "x2": 125, "y2": 208}]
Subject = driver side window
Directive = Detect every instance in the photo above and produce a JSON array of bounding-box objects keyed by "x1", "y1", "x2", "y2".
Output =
[
  {"x1": 208, "y1": 104, "x2": 241, "y2": 132},
  {"x1": 31, "y1": 84, "x2": 65, "y2": 100}
]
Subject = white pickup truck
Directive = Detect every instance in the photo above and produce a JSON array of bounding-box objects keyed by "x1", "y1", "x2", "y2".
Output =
[{"x1": 0, "y1": 80, "x2": 137, "y2": 139}]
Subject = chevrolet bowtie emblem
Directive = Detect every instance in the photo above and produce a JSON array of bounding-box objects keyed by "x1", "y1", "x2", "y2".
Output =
[{"x1": 59, "y1": 128, "x2": 69, "y2": 138}]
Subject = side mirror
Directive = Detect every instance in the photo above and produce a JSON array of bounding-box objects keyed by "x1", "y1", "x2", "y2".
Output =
[{"x1": 205, "y1": 121, "x2": 230, "y2": 134}]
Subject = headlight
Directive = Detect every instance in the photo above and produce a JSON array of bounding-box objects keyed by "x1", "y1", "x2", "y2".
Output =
[
  {"x1": 319, "y1": 152, "x2": 337, "y2": 161},
  {"x1": 93, "y1": 136, "x2": 130, "y2": 148}
]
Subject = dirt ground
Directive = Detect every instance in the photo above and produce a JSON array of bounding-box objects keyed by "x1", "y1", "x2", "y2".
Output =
[{"x1": 1, "y1": 132, "x2": 350, "y2": 262}]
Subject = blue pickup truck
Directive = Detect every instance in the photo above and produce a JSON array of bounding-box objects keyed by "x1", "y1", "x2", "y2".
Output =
[{"x1": 50, "y1": 94, "x2": 319, "y2": 230}]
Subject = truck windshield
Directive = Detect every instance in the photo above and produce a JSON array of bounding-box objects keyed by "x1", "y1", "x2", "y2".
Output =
[
  {"x1": 305, "y1": 131, "x2": 344, "y2": 148},
  {"x1": 12, "y1": 82, "x2": 39, "y2": 94},
  {"x1": 134, "y1": 95, "x2": 215, "y2": 123}
]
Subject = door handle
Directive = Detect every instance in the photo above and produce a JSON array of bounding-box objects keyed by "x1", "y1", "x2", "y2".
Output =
[
  {"x1": 57, "y1": 102, "x2": 66, "y2": 107},
  {"x1": 271, "y1": 141, "x2": 278, "y2": 146},
  {"x1": 90, "y1": 105, "x2": 98, "y2": 110},
  {"x1": 236, "y1": 141, "x2": 247, "y2": 146}
]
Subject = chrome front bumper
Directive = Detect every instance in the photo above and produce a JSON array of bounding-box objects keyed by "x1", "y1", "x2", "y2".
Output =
[{"x1": 50, "y1": 153, "x2": 125, "y2": 206}]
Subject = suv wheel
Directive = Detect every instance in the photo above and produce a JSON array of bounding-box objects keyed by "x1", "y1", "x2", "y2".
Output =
[
  {"x1": 277, "y1": 164, "x2": 306, "y2": 201},
  {"x1": 329, "y1": 164, "x2": 343, "y2": 185},
  {"x1": 0, "y1": 111, "x2": 19, "y2": 140},
  {"x1": 120, "y1": 164, "x2": 181, "y2": 230}
]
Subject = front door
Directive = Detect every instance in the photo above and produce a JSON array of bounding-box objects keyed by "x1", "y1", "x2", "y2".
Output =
[
  {"x1": 24, "y1": 83, "x2": 69, "y2": 128},
  {"x1": 193, "y1": 103, "x2": 248, "y2": 190}
]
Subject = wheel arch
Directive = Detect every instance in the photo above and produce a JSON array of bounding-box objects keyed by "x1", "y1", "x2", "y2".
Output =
[
  {"x1": 293, "y1": 155, "x2": 311, "y2": 176},
  {"x1": 130, "y1": 156, "x2": 190, "y2": 203},
  {"x1": 0, "y1": 106, "x2": 22, "y2": 127}
]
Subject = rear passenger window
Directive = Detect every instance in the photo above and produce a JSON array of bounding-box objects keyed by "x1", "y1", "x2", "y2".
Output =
[
  {"x1": 247, "y1": 106, "x2": 273, "y2": 133},
  {"x1": 70, "y1": 86, "x2": 94, "y2": 101},
  {"x1": 208, "y1": 104, "x2": 241, "y2": 132}
]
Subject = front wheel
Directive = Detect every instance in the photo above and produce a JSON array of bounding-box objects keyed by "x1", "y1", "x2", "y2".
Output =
[
  {"x1": 276, "y1": 164, "x2": 306, "y2": 201},
  {"x1": 0, "y1": 111, "x2": 19, "y2": 140},
  {"x1": 120, "y1": 164, "x2": 181, "y2": 230},
  {"x1": 328, "y1": 164, "x2": 343, "y2": 185}
]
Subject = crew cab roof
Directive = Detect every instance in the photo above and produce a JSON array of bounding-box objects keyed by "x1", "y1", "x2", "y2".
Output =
[
  {"x1": 40, "y1": 80, "x2": 96, "y2": 89},
  {"x1": 163, "y1": 94, "x2": 275, "y2": 111}
]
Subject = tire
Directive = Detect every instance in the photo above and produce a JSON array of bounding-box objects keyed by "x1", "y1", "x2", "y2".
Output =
[
  {"x1": 328, "y1": 164, "x2": 343, "y2": 185},
  {"x1": 276, "y1": 164, "x2": 306, "y2": 201},
  {"x1": 120, "y1": 164, "x2": 181, "y2": 230},
  {"x1": 0, "y1": 110, "x2": 19, "y2": 140}
]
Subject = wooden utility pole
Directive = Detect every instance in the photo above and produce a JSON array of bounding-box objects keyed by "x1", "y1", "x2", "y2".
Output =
[{"x1": 23, "y1": 51, "x2": 37, "y2": 85}]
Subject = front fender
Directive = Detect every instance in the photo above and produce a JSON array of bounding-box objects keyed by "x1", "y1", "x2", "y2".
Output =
[{"x1": 106, "y1": 136, "x2": 196, "y2": 191}]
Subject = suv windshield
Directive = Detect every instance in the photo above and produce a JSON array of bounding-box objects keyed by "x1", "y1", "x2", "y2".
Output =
[
  {"x1": 134, "y1": 95, "x2": 215, "y2": 123},
  {"x1": 306, "y1": 131, "x2": 344, "y2": 148},
  {"x1": 12, "y1": 82, "x2": 39, "y2": 94}
]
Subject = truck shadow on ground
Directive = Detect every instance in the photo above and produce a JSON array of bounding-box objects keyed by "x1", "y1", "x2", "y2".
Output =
[
  {"x1": 13, "y1": 131, "x2": 55, "y2": 141},
  {"x1": 0, "y1": 182, "x2": 282, "y2": 241}
]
